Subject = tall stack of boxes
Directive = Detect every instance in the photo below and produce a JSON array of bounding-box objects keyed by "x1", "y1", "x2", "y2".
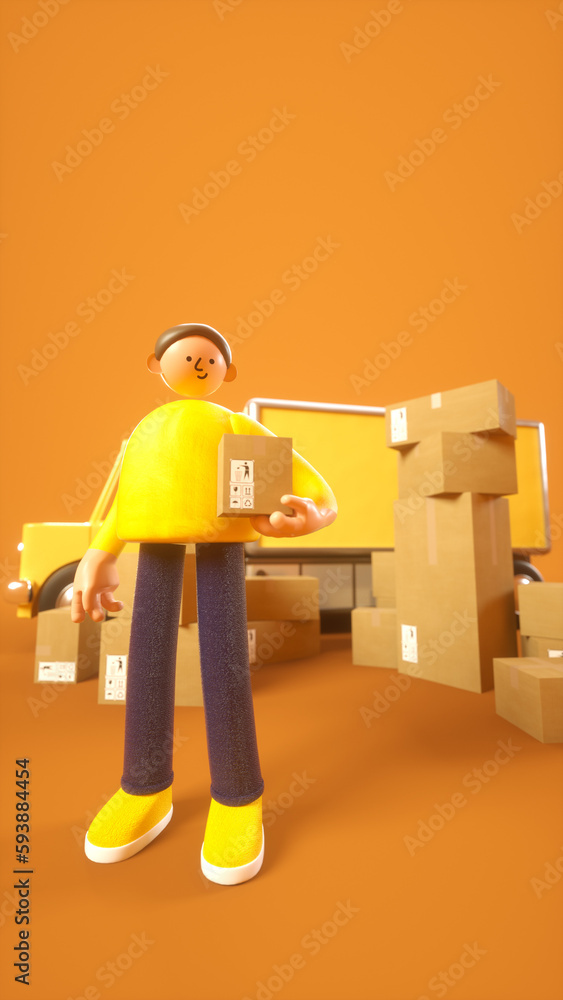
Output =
[
  {"x1": 98, "y1": 554, "x2": 321, "y2": 705},
  {"x1": 385, "y1": 380, "x2": 518, "y2": 693},
  {"x1": 351, "y1": 552, "x2": 397, "y2": 669},
  {"x1": 493, "y1": 583, "x2": 563, "y2": 743}
]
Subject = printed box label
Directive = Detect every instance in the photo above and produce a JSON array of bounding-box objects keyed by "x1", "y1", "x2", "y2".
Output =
[
  {"x1": 391, "y1": 407, "x2": 407, "y2": 443},
  {"x1": 38, "y1": 661, "x2": 76, "y2": 682},
  {"x1": 401, "y1": 624, "x2": 418, "y2": 663}
]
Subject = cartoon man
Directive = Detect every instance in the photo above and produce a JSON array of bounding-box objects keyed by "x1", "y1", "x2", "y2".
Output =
[{"x1": 71, "y1": 323, "x2": 337, "y2": 885}]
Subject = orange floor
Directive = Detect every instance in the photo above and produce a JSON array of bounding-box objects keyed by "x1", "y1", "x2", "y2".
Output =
[{"x1": 0, "y1": 637, "x2": 562, "y2": 1000}]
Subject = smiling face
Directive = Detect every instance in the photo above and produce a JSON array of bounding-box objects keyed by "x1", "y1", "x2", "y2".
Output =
[{"x1": 147, "y1": 335, "x2": 234, "y2": 397}]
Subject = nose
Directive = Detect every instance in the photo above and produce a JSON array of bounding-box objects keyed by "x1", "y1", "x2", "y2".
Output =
[{"x1": 194, "y1": 357, "x2": 204, "y2": 371}]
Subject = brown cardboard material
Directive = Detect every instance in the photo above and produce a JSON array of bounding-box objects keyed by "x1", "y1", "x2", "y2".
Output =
[
  {"x1": 397, "y1": 431, "x2": 517, "y2": 498},
  {"x1": 179, "y1": 549, "x2": 197, "y2": 625},
  {"x1": 385, "y1": 380, "x2": 516, "y2": 449},
  {"x1": 493, "y1": 656, "x2": 563, "y2": 743},
  {"x1": 521, "y1": 635, "x2": 563, "y2": 659},
  {"x1": 217, "y1": 433, "x2": 293, "y2": 517},
  {"x1": 98, "y1": 618, "x2": 203, "y2": 706},
  {"x1": 98, "y1": 615, "x2": 319, "y2": 704},
  {"x1": 245, "y1": 575, "x2": 319, "y2": 622},
  {"x1": 108, "y1": 548, "x2": 197, "y2": 625},
  {"x1": 247, "y1": 619, "x2": 320, "y2": 668},
  {"x1": 518, "y1": 583, "x2": 563, "y2": 640},
  {"x1": 370, "y1": 551, "x2": 395, "y2": 605},
  {"x1": 394, "y1": 494, "x2": 517, "y2": 693},
  {"x1": 351, "y1": 607, "x2": 397, "y2": 669},
  {"x1": 35, "y1": 607, "x2": 100, "y2": 683}
]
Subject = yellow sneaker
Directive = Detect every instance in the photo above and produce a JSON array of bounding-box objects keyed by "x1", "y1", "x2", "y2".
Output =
[
  {"x1": 85, "y1": 786, "x2": 173, "y2": 864},
  {"x1": 201, "y1": 796, "x2": 264, "y2": 885}
]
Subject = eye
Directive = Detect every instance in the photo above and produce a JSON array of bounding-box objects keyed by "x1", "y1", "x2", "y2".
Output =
[
  {"x1": 209, "y1": 358, "x2": 215, "y2": 364},
  {"x1": 186, "y1": 356, "x2": 192, "y2": 362}
]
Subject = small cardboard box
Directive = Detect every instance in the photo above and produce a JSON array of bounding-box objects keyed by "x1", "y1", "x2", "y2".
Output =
[
  {"x1": 370, "y1": 551, "x2": 395, "y2": 606},
  {"x1": 245, "y1": 575, "x2": 319, "y2": 622},
  {"x1": 521, "y1": 635, "x2": 563, "y2": 659},
  {"x1": 248, "y1": 619, "x2": 320, "y2": 668},
  {"x1": 385, "y1": 380, "x2": 516, "y2": 449},
  {"x1": 98, "y1": 618, "x2": 203, "y2": 706},
  {"x1": 217, "y1": 433, "x2": 293, "y2": 517},
  {"x1": 518, "y1": 583, "x2": 563, "y2": 640},
  {"x1": 394, "y1": 494, "x2": 517, "y2": 692},
  {"x1": 352, "y1": 607, "x2": 397, "y2": 669},
  {"x1": 493, "y1": 656, "x2": 563, "y2": 743},
  {"x1": 35, "y1": 607, "x2": 100, "y2": 683},
  {"x1": 397, "y1": 431, "x2": 517, "y2": 498}
]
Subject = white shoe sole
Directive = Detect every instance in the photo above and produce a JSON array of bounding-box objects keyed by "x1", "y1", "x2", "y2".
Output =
[
  {"x1": 200, "y1": 826, "x2": 265, "y2": 885},
  {"x1": 84, "y1": 805, "x2": 173, "y2": 864}
]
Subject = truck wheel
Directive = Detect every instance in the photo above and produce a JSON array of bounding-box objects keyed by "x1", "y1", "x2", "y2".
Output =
[
  {"x1": 513, "y1": 558, "x2": 544, "y2": 583},
  {"x1": 37, "y1": 562, "x2": 81, "y2": 613}
]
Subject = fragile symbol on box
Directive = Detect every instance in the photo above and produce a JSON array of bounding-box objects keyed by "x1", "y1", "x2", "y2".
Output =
[
  {"x1": 105, "y1": 654, "x2": 127, "y2": 700},
  {"x1": 401, "y1": 624, "x2": 418, "y2": 663},
  {"x1": 230, "y1": 459, "x2": 254, "y2": 509},
  {"x1": 247, "y1": 628, "x2": 257, "y2": 665},
  {"x1": 391, "y1": 407, "x2": 407, "y2": 443},
  {"x1": 38, "y1": 661, "x2": 76, "y2": 683}
]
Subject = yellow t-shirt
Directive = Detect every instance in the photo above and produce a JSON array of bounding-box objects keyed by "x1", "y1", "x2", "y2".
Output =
[{"x1": 91, "y1": 399, "x2": 336, "y2": 556}]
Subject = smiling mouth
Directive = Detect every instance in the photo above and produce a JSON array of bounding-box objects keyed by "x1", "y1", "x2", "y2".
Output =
[{"x1": 196, "y1": 373, "x2": 208, "y2": 380}]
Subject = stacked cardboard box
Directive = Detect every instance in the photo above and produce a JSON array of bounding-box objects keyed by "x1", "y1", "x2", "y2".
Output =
[
  {"x1": 351, "y1": 552, "x2": 397, "y2": 668},
  {"x1": 245, "y1": 575, "x2": 321, "y2": 669},
  {"x1": 386, "y1": 380, "x2": 518, "y2": 693},
  {"x1": 35, "y1": 607, "x2": 101, "y2": 684},
  {"x1": 493, "y1": 583, "x2": 563, "y2": 742},
  {"x1": 99, "y1": 548, "x2": 200, "y2": 705},
  {"x1": 99, "y1": 568, "x2": 320, "y2": 704}
]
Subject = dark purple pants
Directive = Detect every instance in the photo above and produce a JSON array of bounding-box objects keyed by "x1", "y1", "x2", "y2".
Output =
[{"x1": 121, "y1": 542, "x2": 264, "y2": 806}]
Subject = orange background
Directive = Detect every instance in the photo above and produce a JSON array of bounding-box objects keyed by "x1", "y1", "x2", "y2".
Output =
[{"x1": 1, "y1": 1, "x2": 562, "y2": 999}]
